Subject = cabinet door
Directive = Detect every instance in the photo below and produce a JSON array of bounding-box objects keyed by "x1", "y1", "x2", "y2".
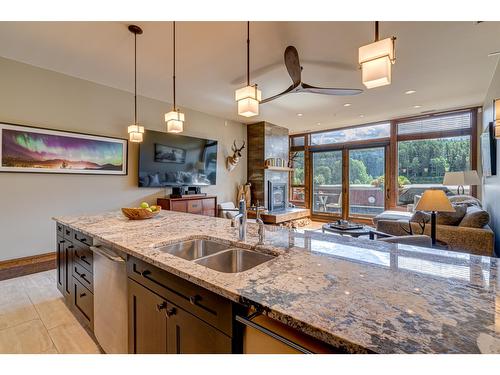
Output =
[
  {"x1": 166, "y1": 301, "x2": 231, "y2": 354},
  {"x1": 128, "y1": 279, "x2": 168, "y2": 354},
  {"x1": 63, "y1": 241, "x2": 74, "y2": 301},
  {"x1": 56, "y1": 236, "x2": 65, "y2": 294}
]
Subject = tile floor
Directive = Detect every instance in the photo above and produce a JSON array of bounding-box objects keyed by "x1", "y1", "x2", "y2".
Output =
[{"x1": 0, "y1": 269, "x2": 101, "y2": 354}]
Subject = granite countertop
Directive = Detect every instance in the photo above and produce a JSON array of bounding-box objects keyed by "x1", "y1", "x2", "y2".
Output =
[{"x1": 53, "y1": 210, "x2": 500, "y2": 354}]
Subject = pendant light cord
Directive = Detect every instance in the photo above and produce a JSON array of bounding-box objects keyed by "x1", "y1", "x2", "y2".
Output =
[
  {"x1": 134, "y1": 31, "x2": 138, "y2": 125},
  {"x1": 246, "y1": 21, "x2": 250, "y2": 86},
  {"x1": 375, "y1": 21, "x2": 379, "y2": 41},
  {"x1": 173, "y1": 21, "x2": 177, "y2": 111}
]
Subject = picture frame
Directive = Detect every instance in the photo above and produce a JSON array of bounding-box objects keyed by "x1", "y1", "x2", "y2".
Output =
[
  {"x1": 154, "y1": 143, "x2": 186, "y2": 163},
  {"x1": 0, "y1": 122, "x2": 128, "y2": 175}
]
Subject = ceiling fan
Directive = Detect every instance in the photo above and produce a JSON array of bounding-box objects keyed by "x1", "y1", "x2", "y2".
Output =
[{"x1": 260, "y1": 46, "x2": 363, "y2": 104}]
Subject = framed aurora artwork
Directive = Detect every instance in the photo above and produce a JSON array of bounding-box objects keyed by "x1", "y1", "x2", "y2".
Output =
[{"x1": 0, "y1": 122, "x2": 128, "y2": 175}]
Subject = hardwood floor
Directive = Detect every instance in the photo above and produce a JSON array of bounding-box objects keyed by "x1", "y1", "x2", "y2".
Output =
[{"x1": 0, "y1": 269, "x2": 100, "y2": 354}]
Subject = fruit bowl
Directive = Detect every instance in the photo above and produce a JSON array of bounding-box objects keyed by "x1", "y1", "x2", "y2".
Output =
[{"x1": 121, "y1": 207, "x2": 161, "y2": 220}]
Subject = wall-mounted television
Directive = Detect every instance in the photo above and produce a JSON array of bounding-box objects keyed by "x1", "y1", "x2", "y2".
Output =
[
  {"x1": 139, "y1": 130, "x2": 217, "y2": 187},
  {"x1": 481, "y1": 122, "x2": 497, "y2": 177}
]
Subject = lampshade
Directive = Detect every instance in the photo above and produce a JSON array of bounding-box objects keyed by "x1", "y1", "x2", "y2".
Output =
[
  {"x1": 358, "y1": 37, "x2": 395, "y2": 89},
  {"x1": 235, "y1": 85, "x2": 261, "y2": 117},
  {"x1": 165, "y1": 110, "x2": 185, "y2": 133},
  {"x1": 443, "y1": 171, "x2": 481, "y2": 186},
  {"x1": 415, "y1": 190, "x2": 455, "y2": 213},
  {"x1": 127, "y1": 124, "x2": 144, "y2": 143}
]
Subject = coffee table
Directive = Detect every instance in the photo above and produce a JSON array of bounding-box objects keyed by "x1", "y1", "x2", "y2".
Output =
[{"x1": 322, "y1": 223, "x2": 373, "y2": 238}]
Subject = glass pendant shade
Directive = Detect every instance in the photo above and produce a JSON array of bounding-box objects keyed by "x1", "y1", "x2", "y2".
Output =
[
  {"x1": 359, "y1": 37, "x2": 395, "y2": 89},
  {"x1": 128, "y1": 124, "x2": 144, "y2": 143},
  {"x1": 235, "y1": 85, "x2": 261, "y2": 117},
  {"x1": 165, "y1": 110, "x2": 185, "y2": 133}
]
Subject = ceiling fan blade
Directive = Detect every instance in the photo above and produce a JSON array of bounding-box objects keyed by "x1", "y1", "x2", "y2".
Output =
[
  {"x1": 284, "y1": 46, "x2": 302, "y2": 85},
  {"x1": 260, "y1": 84, "x2": 297, "y2": 104},
  {"x1": 299, "y1": 82, "x2": 363, "y2": 96}
]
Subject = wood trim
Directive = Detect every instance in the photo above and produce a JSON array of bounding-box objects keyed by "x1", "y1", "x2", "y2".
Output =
[
  {"x1": 0, "y1": 252, "x2": 56, "y2": 281},
  {"x1": 471, "y1": 108, "x2": 478, "y2": 197}
]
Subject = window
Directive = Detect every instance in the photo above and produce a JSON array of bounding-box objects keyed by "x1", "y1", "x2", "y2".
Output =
[
  {"x1": 290, "y1": 150, "x2": 305, "y2": 204},
  {"x1": 310, "y1": 123, "x2": 390, "y2": 146},
  {"x1": 290, "y1": 135, "x2": 306, "y2": 147},
  {"x1": 396, "y1": 111, "x2": 473, "y2": 206}
]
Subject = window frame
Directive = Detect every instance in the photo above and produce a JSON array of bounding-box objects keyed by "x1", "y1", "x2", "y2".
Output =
[
  {"x1": 291, "y1": 107, "x2": 479, "y2": 221},
  {"x1": 394, "y1": 108, "x2": 478, "y2": 207}
]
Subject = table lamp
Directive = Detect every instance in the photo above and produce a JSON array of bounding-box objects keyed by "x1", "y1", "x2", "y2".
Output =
[
  {"x1": 415, "y1": 189, "x2": 455, "y2": 246},
  {"x1": 443, "y1": 170, "x2": 480, "y2": 195}
]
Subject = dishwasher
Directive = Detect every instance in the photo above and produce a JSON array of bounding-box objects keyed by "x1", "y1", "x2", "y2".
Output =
[{"x1": 91, "y1": 245, "x2": 128, "y2": 354}]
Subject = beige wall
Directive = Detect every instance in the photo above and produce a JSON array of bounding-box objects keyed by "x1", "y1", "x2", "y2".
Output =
[
  {"x1": 0, "y1": 57, "x2": 247, "y2": 261},
  {"x1": 482, "y1": 59, "x2": 500, "y2": 257}
]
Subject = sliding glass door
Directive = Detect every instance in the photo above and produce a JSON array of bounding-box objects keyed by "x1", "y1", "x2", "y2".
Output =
[
  {"x1": 312, "y1": 150, "x2": 343, "y2": 216},
  {"x1": 311, "y1": 146, "x2": 386, "y2": 219},
  {"x1": 348, "y1": 147, "x2": 385, "y2": 217}
]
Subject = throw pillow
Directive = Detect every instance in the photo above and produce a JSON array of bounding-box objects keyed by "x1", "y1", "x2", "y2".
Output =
[
  {"x1": 449, "y1": 195, "x2": 482, "y2": 208},
  {"x1": 459, "y1": 206, "x2": 490, "y2": 228},
  {"x1": 410, "y1": 204, "x2": 467, "y2": 226}
]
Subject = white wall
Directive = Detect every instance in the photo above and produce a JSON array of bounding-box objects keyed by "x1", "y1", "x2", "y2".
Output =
[
  {"x1": 482, "y1": 59, "x2": 500, "y2": 257},
  {"x1": 0, "y1": 57, "x2": 247, "y2": 261}
]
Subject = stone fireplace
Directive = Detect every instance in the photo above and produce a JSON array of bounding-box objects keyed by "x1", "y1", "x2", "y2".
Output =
[{"x1": 247, "y1": 122, "x2": 290, "y2": 209}]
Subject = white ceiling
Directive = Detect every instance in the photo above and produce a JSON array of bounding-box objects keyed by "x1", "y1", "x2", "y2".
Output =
[{"x1": 0, "y1": 21, "x2": 499, "y2": 133}]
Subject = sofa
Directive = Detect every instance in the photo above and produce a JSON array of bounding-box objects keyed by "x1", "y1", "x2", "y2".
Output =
[{"x1": 373, "y1": 196, "x2": 495, "y2": 257}]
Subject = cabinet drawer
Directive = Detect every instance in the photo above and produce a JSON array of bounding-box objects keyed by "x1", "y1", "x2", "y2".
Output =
[
  {"x1": 73, "y1": 230, "x2": 92, "y2": 246},
  {"x1": 72, "y1": 277, "x2": 93, "y2": 329},
  {"x1": 63, "y1": 226, "x2": 73, "y2": 240},
  {"x1": 56, "y1": 223, "x2": 64, "y2": 237},
  {"x1": 73, "y1": 261, "x2": 93, "y2": 292},
  {"x1": 203, "y1": 209, "x2": 215, "y2": 217},
  {"x1": 127, "y1": 257, "x2": 233, "y2": 336},
  {"x1": 187, "y1": 200, "x2": 203, "y2": 214},
  {"x1": 170, "y1": 201, "x2": 187, "y2": 212},
  {"x1": 73, "y1": 245, "x2": 93, "y2": 272}
]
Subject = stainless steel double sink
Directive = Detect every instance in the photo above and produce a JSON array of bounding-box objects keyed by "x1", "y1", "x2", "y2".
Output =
[{"x1": 155, "y1": 239, "x2": 275, "y2": 273}]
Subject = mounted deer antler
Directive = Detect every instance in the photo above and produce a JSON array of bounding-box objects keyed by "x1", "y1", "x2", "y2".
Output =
[{"x1": 226, "y1": 140, "x2": 246, "y2": 172}]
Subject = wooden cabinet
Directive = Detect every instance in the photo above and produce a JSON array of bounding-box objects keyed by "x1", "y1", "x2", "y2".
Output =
[
  {"x1": 127, "y1": 256, "x2": 234, "y2": 354},
  {"x1": 56, "y1": 236, "x2": 65, "y2": 294},
  {"x1": 166, "y1": 300, "x2": 231, "y2": 354},
  {"x1": 55, "y1": 223, "x2": 95, "y2": 331},
  {"x1": 128, "y1": 278, "x2": 168, "y2": 354},
  {"x1": 157, "y1": 195, "x2": 217, "y2": 217}
]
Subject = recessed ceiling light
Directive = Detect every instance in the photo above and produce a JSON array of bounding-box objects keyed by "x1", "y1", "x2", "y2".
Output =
[
  {"x1": 413, "y1": 105, "x2": 422, "y2": 109},
  {"x1": 297, "y1": 113, "x2": 303, "y2": 117},
  {"x1": 343, "y1": 103, "x2": 351, "y2": 107},
  {"x1": 405, "y1": 90, "x2": 416, "y2": 95},
  {"x1": 317, "y1": 122, "x2": 321, "y2": 125},
  {"x1": 359, "y1": 114, "x2": 365, "y2": 118}
]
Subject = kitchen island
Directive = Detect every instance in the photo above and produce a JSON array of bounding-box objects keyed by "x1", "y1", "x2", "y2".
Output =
[{"x1": 53, "y1": 210, "x2": 500, "y2": 354}]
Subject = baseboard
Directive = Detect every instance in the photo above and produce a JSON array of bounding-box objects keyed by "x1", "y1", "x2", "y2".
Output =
[{"x1": 0, "y1": 252, "x2": 56, "y2": 281}]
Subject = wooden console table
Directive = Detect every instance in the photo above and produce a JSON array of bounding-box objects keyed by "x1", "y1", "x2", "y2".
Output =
[{"x1": 157, "y1": 195, "x2": 217, "y2": 217}]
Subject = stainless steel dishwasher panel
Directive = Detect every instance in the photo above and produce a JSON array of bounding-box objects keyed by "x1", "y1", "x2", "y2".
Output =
[{"x1": 91, "y1": 246, "x2": 128, "y2": 354}]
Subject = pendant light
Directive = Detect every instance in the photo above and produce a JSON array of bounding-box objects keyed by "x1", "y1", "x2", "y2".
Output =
[
  {"x1": 235, "y1": 21, "x2": 261, "y2": 117},
  {"x1": 127, "y1": 25, "x2": 145, "y2": 143},
  {"x1": 495, "y1": 99, "x2": 500, "y2": 139},
  {"x1": 358, "y1": 21, "x2": 396, "y2": 89},
  {"x1": 165, "y1": 21, "x2": 185, "y2": 133}
]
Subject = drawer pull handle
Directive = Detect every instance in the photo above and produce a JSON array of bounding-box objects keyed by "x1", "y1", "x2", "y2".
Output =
[
  {"x1": 141, "y1": 270, "x2": 151, "y2": 277},
  {"x1": 166, "y1": 307, "x2": 176, "y2": 318},
  {"x1": 79, "y1": 292, "x2": 87, "y2": 298},
  {"x1": 189, "y1": 295, "x2": 200, "y2": 305},
  {"x1": 68, "y1": 245, "x2": 74, "y2": 249},
  {"x1": 156, "y1": 301, "x2": 167, "y2": 312}
]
